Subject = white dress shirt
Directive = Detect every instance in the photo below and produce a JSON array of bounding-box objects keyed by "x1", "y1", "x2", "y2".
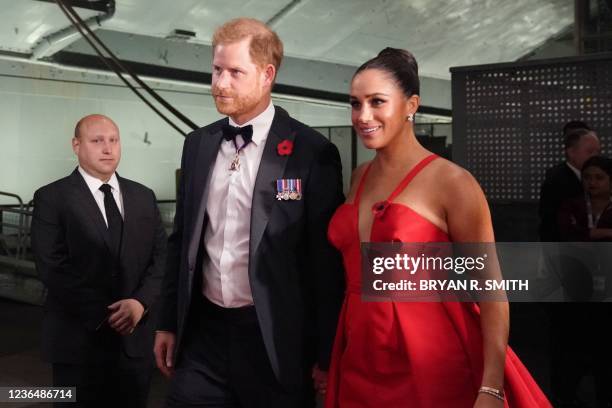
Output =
[
  {"x1": 202, "y1": 102, "x2": 275, "y2": 307},
  {"x1": 78, "y1": 166, "x2": 124, "y2": 226}
]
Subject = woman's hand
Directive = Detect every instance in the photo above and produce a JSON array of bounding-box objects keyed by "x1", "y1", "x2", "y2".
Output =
[{"x1": 473, "y1": 392, "x2": 504, "y2": 408}]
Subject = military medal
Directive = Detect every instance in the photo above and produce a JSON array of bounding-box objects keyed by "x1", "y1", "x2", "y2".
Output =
[
  {"x1": 229, "y1": 153, "x2": 241, "y2": 171},
  {"x1": 228, "y1": 139, "x2": 251, "y2": 172},
  {"x1": 276, "y1": 178, "x2": 302, "y2": 200}
]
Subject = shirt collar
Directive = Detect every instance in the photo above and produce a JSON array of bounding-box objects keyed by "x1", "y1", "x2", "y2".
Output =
[
  {"x1": 228, "y1": 102, "x2": 275, "y2": 147},
  {"x1": 566, "y1": 161, "x2": 581, "y2": 180},
  {"x1": 78, "y1": 166, "x2": 120, "y2": 195}
]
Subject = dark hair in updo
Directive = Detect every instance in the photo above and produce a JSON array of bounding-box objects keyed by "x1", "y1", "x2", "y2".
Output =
[{"x1": 353, "y1": 47, "x2": 419, "y2": 98}]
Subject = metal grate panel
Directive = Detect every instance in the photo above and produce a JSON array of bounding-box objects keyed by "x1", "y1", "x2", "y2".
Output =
[{"x1": 452, "y1": 54, "x2": 612, "y2": 203}]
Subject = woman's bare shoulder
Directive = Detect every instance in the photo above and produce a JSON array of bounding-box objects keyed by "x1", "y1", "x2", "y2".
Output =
[
  {"x1": 431, "y1": 157, "x2": 479, "y2": 189},
  {"x1": 431, "y1": 158, "x2": 493, "y2": 241}
]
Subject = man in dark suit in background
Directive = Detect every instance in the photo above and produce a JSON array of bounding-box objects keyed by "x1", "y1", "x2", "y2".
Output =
[
  {"x1": 31, "y1": 114, "x2": 167, "y2": 408},
  {"x1": 154, "y1": 18, "x2": 345, "y2": 408},
  {"x1": 538, "y1": 121, "x2": 601, "y2": 407},
  {"x1": 539, "y1": 122, "x2": 600, "y2": 241}
]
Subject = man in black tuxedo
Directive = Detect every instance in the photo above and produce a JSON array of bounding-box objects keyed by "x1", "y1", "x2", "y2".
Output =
[
  {"x1": 154, "y1": 18, "x2": 345, "y2": 408},
  {"x1": 31, "y1": 114, "x2": 167, "y2": 408},
  {"x1": 538, "y1": 122, "x2": 600, "y2": 407},
  {"x1": 539, "y1": 123, "x2": 600, "y2": 241}
]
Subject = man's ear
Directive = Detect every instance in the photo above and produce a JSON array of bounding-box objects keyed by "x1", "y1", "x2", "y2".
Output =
[
  {"x1": 72, "y1": 137, "x2": 80, "y2": 154},
  {"x1": 263, "y1": 63, "x2": 276, "y2": 88}
]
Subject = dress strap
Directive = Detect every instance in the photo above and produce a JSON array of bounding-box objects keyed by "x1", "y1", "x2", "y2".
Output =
[
  {"x1": 386, "y1": 154, "x2": 438, "y2": 203},
  {"x1": 353, "y1": 163, "x2": 373, "y2": 206}
]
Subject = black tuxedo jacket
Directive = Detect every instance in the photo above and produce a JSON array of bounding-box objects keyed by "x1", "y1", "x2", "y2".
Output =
[
  {"x1": 539, "y1": 162, "x2": 584, "y2": 241},
  {"x1": 158, "y1": 106, "x2": 345, "y2": 387},
  {"x1": 31, "y1": 169, "x2": 167, "y2": 363}
]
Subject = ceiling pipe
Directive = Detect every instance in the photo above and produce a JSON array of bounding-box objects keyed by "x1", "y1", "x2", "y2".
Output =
[
  {"x1": 33, "y1": 0, "x2": 110, "y2": 13},
  {"x1": 266, "y1": 0, "x2": 303, "y2": 28},
  {"x1": 52, "y1": 0, "x2": 194, "y2": 135},
  {"x1": 30, "y1": 0, "x2": 115, "y2": 60},
  {"x1": 574, "y1": 0, "x2": 588, "y2": 55}
]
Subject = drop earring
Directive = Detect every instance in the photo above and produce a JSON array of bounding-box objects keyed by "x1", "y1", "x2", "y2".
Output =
[{"x1": 406, "y1": 113, "x2": 414, "y2": 122}]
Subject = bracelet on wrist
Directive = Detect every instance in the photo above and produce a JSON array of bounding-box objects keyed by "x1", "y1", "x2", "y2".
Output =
[{"x1": 478, "y1": 386, "x2": 505, "y2": 401}]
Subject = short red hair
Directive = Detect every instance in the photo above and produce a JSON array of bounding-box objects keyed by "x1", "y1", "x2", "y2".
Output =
[{"x1": 212, "y1": 17, "x2": 284, "y2": 72}]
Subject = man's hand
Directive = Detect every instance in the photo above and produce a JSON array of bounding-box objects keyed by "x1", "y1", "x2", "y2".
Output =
[
  {"x1": 154, "y1": 331, "x2": 176, "y2": 378},
  {"x1": 312, "y1": 364, "x2": 328, "y2": 396},
  {"x1": 107, "y1": 299, "x2": 145, "y2": 336}
]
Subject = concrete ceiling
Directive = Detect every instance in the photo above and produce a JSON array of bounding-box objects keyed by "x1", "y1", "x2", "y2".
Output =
[{"x1": 1, "y1": 0, "x2": 573, "y2": 79}]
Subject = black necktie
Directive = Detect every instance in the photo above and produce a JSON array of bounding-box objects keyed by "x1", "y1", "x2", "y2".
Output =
[
  {"x1": 222, "y1": 124, "x2": 253, "y2": 148},
  {"x1": 99, "y1": 183, "x2": 123, "y2": 261}
]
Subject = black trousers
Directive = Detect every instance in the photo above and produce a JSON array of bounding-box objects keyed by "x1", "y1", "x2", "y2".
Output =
[
  {"x1": 52, "y1": 350, "x2": 153, "y2": 408},
  {"x1": 165, "y1": 296, "x2": 313, "y2": 408}
]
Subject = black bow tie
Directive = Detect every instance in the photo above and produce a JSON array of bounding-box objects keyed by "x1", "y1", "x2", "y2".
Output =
[{"x1": 222, "y1": 124, "x2": 253, "y2": 145}]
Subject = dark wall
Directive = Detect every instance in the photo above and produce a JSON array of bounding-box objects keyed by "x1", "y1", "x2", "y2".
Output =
[{"x1": 451, "y1": 53, "x2": 612, "y2": 241}]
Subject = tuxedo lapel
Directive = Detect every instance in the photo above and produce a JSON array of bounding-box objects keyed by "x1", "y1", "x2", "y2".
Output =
[
  {"x1": 249, "y1": 107, "x2": 295, "y2": 259},
  {"x1": 187, "y1": 125, "x2": 225, "y2": 267},
  {"x1": 117, "y1": 175, "x2": 133, "y2": 265},
  {"x1": 68, "y1": 169, "x2": 113, "y2": 253}
]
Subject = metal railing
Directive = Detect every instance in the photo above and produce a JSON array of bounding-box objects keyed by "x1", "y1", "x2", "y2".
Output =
[
  {"x1": 0, "y1": 192, "x2": 33, "y2": 260},
  {"x1": 0, "y1": 193, "x2": 175, "y2": 306}
]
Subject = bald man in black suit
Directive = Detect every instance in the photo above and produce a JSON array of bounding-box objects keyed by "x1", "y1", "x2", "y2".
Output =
[{"x1": 31, "y1": 114, "x2": 167, "y2": 408}]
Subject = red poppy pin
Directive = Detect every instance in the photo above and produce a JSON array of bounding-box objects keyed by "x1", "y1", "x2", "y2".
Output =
[{"x1": 277, "y1": 139, "x2": 293, "y2": 156}]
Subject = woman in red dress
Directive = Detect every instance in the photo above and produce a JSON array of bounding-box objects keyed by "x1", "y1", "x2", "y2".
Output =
[{"x1": 321, "y1": 48, "x2": 551, "y2": 408}]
